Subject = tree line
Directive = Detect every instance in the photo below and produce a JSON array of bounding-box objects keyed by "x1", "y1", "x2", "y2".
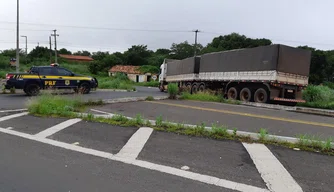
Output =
[{"x1": 0, "y1": 32, "x2": 332, "y2": 84}]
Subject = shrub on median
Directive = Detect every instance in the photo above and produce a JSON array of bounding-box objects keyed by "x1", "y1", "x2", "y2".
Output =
[
  {"x1": 300, "y1": 85, "x2": 334, "y2": 109},
  {"x1": 167, "y1": 83, "x2": 178, "y2": 99},
  {"x1": 27, "y1": 94, "x2": 84, "y2": 116}
]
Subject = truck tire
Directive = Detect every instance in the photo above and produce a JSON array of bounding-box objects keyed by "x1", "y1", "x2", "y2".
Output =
[
  {"x1": 254, "y1": 88, "x2": 268, "y2": 103},
  {"x1": 227, "y1": 87, "x2": 238, "y2": 100},
  {"x1": 79, "y1": 82, "x2": 91, "y2": 94},
  {"x1": 159, "y1": 83, "x2": 164, "y2": 92},
  {"x1": 186, "y1": 83, "x2": 192, "y2": 92},
  {"x1": 239, "y1": 88, "x2": 252, "y2": 102},
  {"x1": 198, "y1": 83, "x2": 205, "y2": 92},
  {"x1": 25, "y1": 84, "x2": 40, "y2": 96},
  {"x1": 191, "y1": 83, "x2": 199, "y2": 94}
]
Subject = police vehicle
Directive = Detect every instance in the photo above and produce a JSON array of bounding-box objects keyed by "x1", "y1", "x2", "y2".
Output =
[{"x1": 5, "y1": 63, "x2": 98, "y2": 96}]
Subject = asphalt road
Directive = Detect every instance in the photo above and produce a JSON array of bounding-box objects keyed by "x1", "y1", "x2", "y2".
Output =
[
  {"x1": 89, "y1": 99, "x2": 334, "y2": 139},
  {"x1": 0, "y1": 112, "x2": 332, "y2": 191},
  {"x1": 0, "y1": 86, "x2": 165, "y2": 110},
  {"x1": 0, "y1": 133, "x2": 228, "y2": 192}
]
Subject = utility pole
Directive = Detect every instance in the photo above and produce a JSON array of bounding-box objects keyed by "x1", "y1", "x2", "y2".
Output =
[
  {"x1": 193, "y1": 29, "x2": 200, "y2": 56},
  {"x1": 16, "y1": 0, "x2": 20, "y2": 72},
  {"x1": 21, "y1": 35, "x2": 27, "y2": 64},
  {"x1": 51, "y1": 29, "x2": 59, "y2": 63},
  {"x1": 49, "y1": 36, "x2": 52, "y2": 64}
]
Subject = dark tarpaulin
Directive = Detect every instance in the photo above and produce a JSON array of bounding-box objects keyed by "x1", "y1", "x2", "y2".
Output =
[{"x1": 199, "y1": 44, "x2": 311, "y2": 76}]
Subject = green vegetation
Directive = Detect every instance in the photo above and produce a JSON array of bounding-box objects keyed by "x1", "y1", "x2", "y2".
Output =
[
  {"x1": 145, "y1": 96, "x2": 154, "y2": 101},
  {"x1": 27, "y1": 94, "x2": 85, "y2": 116},
  {"x1": 167, "y1": 83, "x2": 178, "y2": 99},
  {"x1": 299, "y1": 85, "x2": 334, "y2": 109},
  {"x1": 135, "y1": 81, "x2": 159, "y2": 87},
  {"x1": 179, "y1": 91, "x2": 242, "y2": 105}
]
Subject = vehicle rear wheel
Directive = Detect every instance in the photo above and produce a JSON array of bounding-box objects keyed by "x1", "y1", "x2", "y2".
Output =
[
  {"x1": 191, "y1": 83, "x2": 199, "y2": 94},
  {"x1": 227, "y1": 87, "x2": 238, "y2": 100},
  {"x1": 159, "y1": 83, "x2": 164, "y2": 92},
  {"x1": 198, "y1": 83, "x2": 205, "y2": 92},
  {"x1": 186, "y1": 83, "x2": 192, "y2": 92},
  {"x1": 25, "y1": 84, "x2": 40, "y2": 96},
  {"x1": 254, "y1": 88, "x2": 268, "y2": 103},
  {"x1": 239, "y1": 87, "x2": 252, "y2": 102},
  {"x1": 79, "y1": 82, "x2": 91, "y2": 94}
]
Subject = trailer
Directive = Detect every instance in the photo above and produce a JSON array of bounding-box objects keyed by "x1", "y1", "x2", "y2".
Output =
[{"x1": 159, "y1": 44, "x2": 312, "y2": 104}]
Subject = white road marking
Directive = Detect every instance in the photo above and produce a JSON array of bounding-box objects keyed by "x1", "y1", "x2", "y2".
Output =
[
  {"x1": 0, "y1": 112, "x2": 28, "y2": 122},
  {"x1": 242, "y1": 143, "x2": 303, "y2": 192},
  {"x1": 115, "y1": 127, "x2": 153, "y2": 159},
  {"x1": 90, "y1": 109, "x2": 111, "y2": 115},
  {"x1": 35, "y1": 118, "x2": 82, "y2": 138},
  {"x1": 0, "y1": 109, "x2": 27, "y2": 113},
  {"x1": 0, "y1": 127, "x2": 268, "y2": 192}
]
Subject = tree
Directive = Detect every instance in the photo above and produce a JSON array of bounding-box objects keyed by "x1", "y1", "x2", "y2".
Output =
[
  {"x1": 124, "y1": 45, "x2": 153, "y2": 65},
  {"x1": 169, "y1": 41, "x2": 202, "y2": 60},
  {"x1": 73, "y1": 50, "x2": 91, "y2": 56},
  {"x1": 0, "y1": 49, "x2": 24, "y2": 58},
  {"x1": 59, "y1": 48, "x2": 72, "y2": 55},
  {"x1": 88, "y1": 54, "x2": 122, "y2": 74},
  {"x1": 92, "y1": 51, "x2": 109, "y2": 61},
  {"x1": 28, "y1": 46, "x2": 50, "y2": 59},
  {"x1": 201, "y1": 32, "x2": 272, "y2": 54},
  {"x1": 155, "y1": 48, "x2": 171, "y2": 55}
]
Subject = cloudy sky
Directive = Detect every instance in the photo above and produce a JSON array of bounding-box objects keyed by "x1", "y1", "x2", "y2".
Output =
[{"x1": 0, "y1": 0, "x2": 333, "y2": 53}]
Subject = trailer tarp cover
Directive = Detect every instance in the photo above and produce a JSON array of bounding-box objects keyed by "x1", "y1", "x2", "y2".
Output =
[
  {"x1": 199, "y1": 44, "x2": 311, "y2": 76},
  {"x1": 167, "y1": 56, "x2": 201, "y2": 75},
  {"x1": 278, "y1": 45, "x2": 311, "y2": 76}
]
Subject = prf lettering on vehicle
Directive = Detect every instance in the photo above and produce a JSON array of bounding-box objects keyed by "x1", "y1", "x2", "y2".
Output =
[{"x1": 45, "y1": 81, "x2": 56, "y2": 86}]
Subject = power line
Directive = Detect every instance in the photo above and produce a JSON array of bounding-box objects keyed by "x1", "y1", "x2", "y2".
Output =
[{"x1": 0, "y1": 21, "x2": 192, "y2": 33}]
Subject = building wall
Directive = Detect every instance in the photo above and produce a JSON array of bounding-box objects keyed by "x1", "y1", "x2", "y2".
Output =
[{"x1": 109, "y1": 72, "x2": 156, "y2": 83}]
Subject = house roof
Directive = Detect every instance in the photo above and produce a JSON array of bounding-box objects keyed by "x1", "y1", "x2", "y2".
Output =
[
  {"x1": 109, "y1": 65, "x2": 141, "y2": 74},
  {"x1": 59, "y1": 54, "x2": 94, "y2": 61}
]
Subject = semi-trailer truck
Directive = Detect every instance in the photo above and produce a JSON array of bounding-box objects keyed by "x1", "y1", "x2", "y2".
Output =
[{"x1": 159, "y1": 44, "x2": 312, "y2": 104}]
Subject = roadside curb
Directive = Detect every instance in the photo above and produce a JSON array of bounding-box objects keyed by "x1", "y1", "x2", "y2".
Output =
[
  {"x1": 77, "y1": 112, "x2": 334, "y2": 149},
  {"x1": 241, "y1": 102, "x2": 334, "y2": 117},
  {"x1": 102, "y1": 96, "x2": 169, "y2": 104}
]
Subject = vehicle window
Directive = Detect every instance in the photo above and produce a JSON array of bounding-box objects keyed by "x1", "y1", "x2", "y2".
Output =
[
  {"x1": 39, "y1": 67, "x2": 56, "y2": 75},
  {"x1": 57, "y1": 68, "x2": 72, "y2": 76}
]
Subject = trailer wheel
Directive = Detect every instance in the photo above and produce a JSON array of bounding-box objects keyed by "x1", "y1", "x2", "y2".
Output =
[
  {"x1": 254, "y1": 88, "x2": 268, "y2": 103},
  {"x1": 240, "y1": 88, "x2": 252, "y2": 102},
  {"x1": 227, "y1": 87, "x2": 238, "y2": 100},
  {"x1": 186, "y1": 83, "x2": 192, "y2": 92},
  {"x1": 198, "y1": 84, "x2": 205, "y2": 92},
  {"x1": 191, "y1": 83, "x2": 199, "y2": 94}
]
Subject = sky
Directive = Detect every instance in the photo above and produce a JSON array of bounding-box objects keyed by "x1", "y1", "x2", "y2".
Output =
[{"x1": 0, "y1": 0, "x2": 333, "y2": 53}]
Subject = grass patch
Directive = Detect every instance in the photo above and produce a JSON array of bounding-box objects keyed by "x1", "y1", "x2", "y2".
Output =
[
  {"x1": 145, "y1": 96, "x2": 154, "y2": 101},
  {"x1": 167, "y1": 83, "x2": 178, "y2": 99},
  {"x1": 299, "y1": 85, "x2": 334, "y2": 109},
  {"x1": 27, "y1": 94, "x2": 85, "y2": 116},
  {"x1": 180, "y1": 91, "x2": 242, "y2": 105},
  {"x1": 136, "y1": 81, "x2": 159, "y2": 87}
]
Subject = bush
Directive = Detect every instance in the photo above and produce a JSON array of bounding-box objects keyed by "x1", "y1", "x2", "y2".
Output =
[
  {"x1": 300, "y1": 85, "x2": 334, "y2": 109},
  {"x1": 168, "y1": 83, "x2": 178, "y2": 99},
  {"x1": 302, "y1": 85, "x2": 334, "y2": 103},
  {"x1": 27, "y1": 94, "x2": 84, "y2": 116},
  {"x1": 97, "y1": 75, "x2": 134, "y2": 91}
]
